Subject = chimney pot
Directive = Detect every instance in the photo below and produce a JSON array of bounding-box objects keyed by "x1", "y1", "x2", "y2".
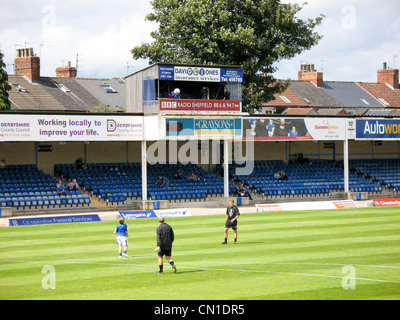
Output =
[
  {"x1": 298, "y1": 62, "x2": 323, "y2": 87},
  {"x1": 55, "y1": 62, "x2": 77, "y2": 78},
  {"x1": 14, "y1": 47, "x2": 40, "y2": 82},
  {"x1": 377, "y1": 64, "x2": 399, "y2": 89}
]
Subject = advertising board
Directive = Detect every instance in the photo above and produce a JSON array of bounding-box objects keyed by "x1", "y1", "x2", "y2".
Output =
[
  {"x1": 243, "y1": 118, "x2": 346, "y2": 141},
  {"x1": 0, "y1": 115, "x2": 143, "y2": 142}
]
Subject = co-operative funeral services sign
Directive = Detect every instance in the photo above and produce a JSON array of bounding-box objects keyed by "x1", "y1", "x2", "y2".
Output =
[{"x1": 0, "y1": 114, "x2": 143, "y2": 142}]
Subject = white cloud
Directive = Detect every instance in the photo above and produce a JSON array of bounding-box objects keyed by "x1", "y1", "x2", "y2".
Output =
[
  {"x1": 1, "y1": 0, "x2": 156, "y2": 78},
  {"x1": 1, "y1": 0, "x2": 399, "y2": 82},
  {"x1": 275, "y1": 0, "x2": 400, "y2": 82}
]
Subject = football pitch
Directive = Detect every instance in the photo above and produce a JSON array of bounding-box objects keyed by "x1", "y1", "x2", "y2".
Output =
[{"x1": 1, "y1": 206, "x2": 400, "y2": 300}]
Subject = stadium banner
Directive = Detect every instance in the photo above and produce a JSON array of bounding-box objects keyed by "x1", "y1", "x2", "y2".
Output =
[
  {"x1": 120, "y1": 208, "x2": 191, "y2": 220},
  {"x1": 160, "y1": 99, "x2": 241, "y2": 112},
  {"x1": 243, "y1": 117, "x2": 346, "y2": 141},
  {"x1": 372, "y1": 198, "x2": 400, "y2": 207},
  {"x1": 256, "y1": 200, "x2": 357, "y2": 212},
  {"x1": 9, "y1": 214, "x2": 101, "y2": 226},
  {"x1": 356, "y1": 119, "x2": 400, "y2": 140},
  {"x1": 158, "y1": 65, "x2": 243, "y2": 83},
  {"x1": 165, "y1": 117, "x2": 242, "y2": 138},
  {"x1": 0, "y1": 114, "x2": 143, "y2": 142}
]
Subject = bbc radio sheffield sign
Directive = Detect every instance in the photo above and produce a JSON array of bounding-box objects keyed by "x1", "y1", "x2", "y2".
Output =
[
  {"x1": 0, "y1": 114, "x2": 143, "y2": 142},
  {"x1": 356, "y1": 119, "x2": 400, "y2": 140},
  {"x1": 159, "y1": 65, "x2": 243, "y2": 83}
]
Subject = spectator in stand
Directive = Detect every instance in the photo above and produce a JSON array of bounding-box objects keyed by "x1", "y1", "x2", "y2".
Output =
[
  {"x1": 169, "y1": 88, "x2": 181, "y2": 99},
  {"x1": 236, "y1": 183, "x2": 253, "y2": 200},
  {"x1": 156, "y1": 176, "x2": 170, "y2": 188},
  {"x1": 0, "y1": 159, "x2": 6, "y2": 170},
  {"x1": 223, "y1": 88, "x2": 231, "y2": 100},
  {"x1": 279, "y1": 170, "x2": 289, "y2": 181},
  {"x1": 75, "y1": 158, "x2": 86, "y2": 170},
  {"x1": 57, "y1": 179, "x2": 67, "y2": 195},
  {"x1": 174, "y1": 168, "x2": 183, "y2": 179},
  {"x1": 67, "y1": 179, "x2": 80, "y2": 191},
  {"x1": 197, "y1": 173, "x2": 206, "y2": 182},
  {"x1": 274, "y1": 170, "x2": 281, "y2": 180},
  {"x1": 297, "y1": 153, "x2": 310, "y2": 164},
  {"x1": 187, "y1": 172, "x2": 198, "y2": 183}
]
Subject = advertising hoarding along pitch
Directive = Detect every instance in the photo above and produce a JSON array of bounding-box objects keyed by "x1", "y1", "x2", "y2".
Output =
[
  {"x1": 256, "y1": 200, "x2": 357, "y2": 212},
  {"x1": 119, "y1": 208, "x2": 191, "y2": 219},
  {"x1": 372, "y1": 198, "x2": 400, "y2": 207},
  {"x1": 9, "y1": 214, "x2": 101, "y2": 226}
]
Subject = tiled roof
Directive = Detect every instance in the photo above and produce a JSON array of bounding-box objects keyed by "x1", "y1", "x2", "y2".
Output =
[
  {"x1": 363, "y1": 109, "x2": 397, "y2": 116},
  {"x1": 316, "y1": 108, "x2": 348, "y2": 115},
  {"x1": 321, "y1": 82, "x2": 384, "y2": 108},
  {"x1": 261, "y1": 87, "x2": 309, "y2": 107},
  {"x1": 75, "y1": 78, "x2": 126, "y2": 110},
  {"x1": 41, "y1": 77, "x2": 100, "y2": 111},
  {"x1": 289, "y1": 81, "x2": 343, "y2": 108},
  {"x1": 357, "y1": 82, "x2": 400, "y2": 108},
  {"x1": 8, "y1": 75, "x2": 66, "y2": 111},
  {"x1": 284, "y1": 107, "x2": 318, "y2": 115},
  {"x1": 6, "y1": 75, "x2": 126, "y2": 112}
]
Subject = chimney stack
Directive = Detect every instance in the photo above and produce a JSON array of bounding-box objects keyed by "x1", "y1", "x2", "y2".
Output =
[
  {"x1": 14, "y1": 48, "x2": 40, "y2": 83},
  {"x1": 377, "y1": 62, "x2": 399, "y2": 89},
  {"x1": 56, "y1": 61, "x2": 77, "y2": 78},
  {"x1": 298, "y1": 63, "x2": 323, "y2": 87}
]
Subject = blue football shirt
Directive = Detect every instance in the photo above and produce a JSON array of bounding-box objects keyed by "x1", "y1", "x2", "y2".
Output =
[{"x1": 115, "y1": 224, "x2": 128, "y2": 237}]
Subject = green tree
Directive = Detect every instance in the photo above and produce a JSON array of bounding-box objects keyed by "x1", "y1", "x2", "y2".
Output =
[
  {"x1": 0, "y1": 51, "x2": 11, "y2": 110},
  {"x1": 131, "y1": 0, "x2": 324, "y2": 113}
]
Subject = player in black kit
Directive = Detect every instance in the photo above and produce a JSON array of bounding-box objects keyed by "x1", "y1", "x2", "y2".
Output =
[
  {"x1": 222, "y1": 199, "x2": 240, "y2": 244},
  {"x1": 155, "y1": 216, "x2": 177, "y2": 274}
]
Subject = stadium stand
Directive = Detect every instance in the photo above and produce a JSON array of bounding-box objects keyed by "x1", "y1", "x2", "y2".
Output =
[
  {"x1": 2, "y1": 159, "x2": 392, "y2": 211},
  {"x1": 0, "y1": 164, "x2": 90, "y2": 209},
  {"x1": 54, "y1": 162, "x2": 237, "y2": 204},
  {"x1": 350, "y1": 159, "x2": 400, "y2": 192},
  {"x1": 223, "y1": 159, "x2": 383, "y2": 199}
]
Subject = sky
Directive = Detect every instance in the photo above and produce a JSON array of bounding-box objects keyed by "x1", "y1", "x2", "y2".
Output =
[{"x1": 1, "y1": 0, "x2": 399, "y2": 82}]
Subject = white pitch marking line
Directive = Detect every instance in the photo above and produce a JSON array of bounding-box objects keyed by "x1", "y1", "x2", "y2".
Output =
[
  {"x1": 250, "y1": 262, "x2": 400, "y2": 270},
  {"x1": 2, "y1": 259, "x2": 400, "y2": 284}
]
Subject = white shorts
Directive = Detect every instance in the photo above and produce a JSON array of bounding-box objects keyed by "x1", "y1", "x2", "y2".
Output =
[{"x1": 116, "y1": 236, "x2": 128, "y2": 246}]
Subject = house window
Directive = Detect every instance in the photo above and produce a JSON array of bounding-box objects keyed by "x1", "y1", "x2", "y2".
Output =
[
  {"x1": 101, "y1": 85, "x2": 117, "y2": 93},
  {"x1": 360, "y1": 98, "x2": 370, "y2": 105},
  {"x1": 55, "y1": 83, "x2": 71, "y2": 92},
  {"x1": 279, "y1": 95, "x2": 291, "y2": 103},
  {"x1": 378, "y1": 98, "x2": 390, "y2": 106}
]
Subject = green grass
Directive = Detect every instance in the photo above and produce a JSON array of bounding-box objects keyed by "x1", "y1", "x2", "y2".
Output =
[{"x1": 1, "y1": 206, "x2": 400, "y2": 300}]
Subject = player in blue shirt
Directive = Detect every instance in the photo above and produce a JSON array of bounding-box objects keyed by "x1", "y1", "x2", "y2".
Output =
[
  {"x1": 267, "y1": 119, "x2": 275, "y2": 137},
  {"x1": 114, "y1": 218, "x2": 128, "y2": 258},
  {"x1": 288, "y1": 126, "x2": 298, "y2": 137}
]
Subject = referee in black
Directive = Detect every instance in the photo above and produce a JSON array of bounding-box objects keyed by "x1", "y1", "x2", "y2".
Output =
[
  {"x1": 155, "y1": 216, "x2": 177, "y2": 274},
  {"x1": 222, "y1": 199, "x2": 240, "y2": 244}
]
